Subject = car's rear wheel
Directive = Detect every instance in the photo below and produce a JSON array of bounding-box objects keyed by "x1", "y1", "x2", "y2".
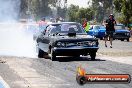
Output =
[
  {"x1": 90, "y1": 52, "x2": 96, "y2": 61},
  {"x1": 38, "y1": 48, "x2": 49, "y2": 58},
  {"x1": 38, "y1": 48, "x2": 44, "y2": 58},
  {"x1": 51, "y1": 49, "x2": 57, "y2": 61}
]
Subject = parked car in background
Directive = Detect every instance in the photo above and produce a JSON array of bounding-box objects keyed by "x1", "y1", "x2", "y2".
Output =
[
  {"x1": 87, "y1": 25, "x2": 106, "y2": 40},
  {"x1": 114, "y1": 24, "x2": 131, "y2": 41},
  {"x1": 36, "y1": 22, "x2": 99, "y2": 61}
]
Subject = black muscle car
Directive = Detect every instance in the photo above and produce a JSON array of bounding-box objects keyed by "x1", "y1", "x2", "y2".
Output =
[{"x1": 36, "y1": 22, "x2": 99, "y2": 61}]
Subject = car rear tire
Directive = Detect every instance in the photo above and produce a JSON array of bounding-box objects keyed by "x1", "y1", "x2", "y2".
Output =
[
  {"x1": 38, "y1": 48, "x2": 44, "y2": 58},
  {"x1": 90, "y1": 52, "x2": 96, "y2": 61},
  {"x1": 51, "y1": 49, "x2": 57, "y2": 61}
]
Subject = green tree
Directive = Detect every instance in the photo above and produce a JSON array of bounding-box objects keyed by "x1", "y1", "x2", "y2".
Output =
[
  {"x1": 20, "y1": 0, "x2": 28, "y2": 18},
  {"x1": 78, "y1": 8, "x2": 94, "y2": 23},
  {"x1": 67, "y1": 4, "x2": 94, "y2": 23},
  {"x1": 20, "y1": 0, "x2": 58, "y2": 19},
  {"x1": 114, "y1": 0, "x2": 132, "y2": 27},
  {"x1": 91, "y1": 0, "x2": 113, "y2": 22},
  {"x1": 67, "y1": 4, "x2": 79, "y2": 22},
  {"x1": 57, "y1": 7, "x2": 67, "y2": 19},
  {"x1": 29, "y1": 0, "x2": 53, "y2": 18}
]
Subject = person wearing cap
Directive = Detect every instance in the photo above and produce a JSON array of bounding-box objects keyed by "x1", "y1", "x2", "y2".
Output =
[{"x1": 104, "y1": 14, "x2": 116, "y2": 48}]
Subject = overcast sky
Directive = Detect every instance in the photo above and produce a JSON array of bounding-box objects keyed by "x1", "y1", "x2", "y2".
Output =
[{"x1": 67, "y1": 0, "x2": 90, "y2": 8}]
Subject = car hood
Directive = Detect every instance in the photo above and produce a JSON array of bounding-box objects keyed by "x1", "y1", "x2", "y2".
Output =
[
  {"x1": 115, "y1": 29, "x2": 130, "y2": 33},
  {"x1": 99, "y1": 28, "x2": 106, "y2": 32},
  {"x1": 50, "y1": 33, "x2": 96, "y2": 42}
]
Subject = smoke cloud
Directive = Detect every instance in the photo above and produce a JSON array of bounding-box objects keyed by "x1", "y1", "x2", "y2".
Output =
[
  {"x1": 0, "y1": 0, "x2": 20, "y2": 22},
  {"x1": 0, "y1": 0, "x2": 37, "y2": 58}
]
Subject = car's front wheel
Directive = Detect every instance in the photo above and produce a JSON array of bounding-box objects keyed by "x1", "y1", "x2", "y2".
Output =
[
  {"x1": 38, "y1": 48, "x2": 49, "y2": 58},
  {"x1": 127, "y1": 38, "x2": 129, "y2": 42},
  {"x1": 121, "y1": 39, "x2": 124, "y2": 41},
  {"x1": 90, "y1": 52, "x2": 96, "y2": 61},
  {"x1": 51, "y1": 49, "x2": 57, "y2": 61}
]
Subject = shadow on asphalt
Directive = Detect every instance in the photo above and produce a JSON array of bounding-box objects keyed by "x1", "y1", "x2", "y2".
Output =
[
  {"x1": 56, "y1": 56, "x2": 106, "y2": 62},
  {"x1": 42, "y1": 55, "x2": 106, "y2": 62}
]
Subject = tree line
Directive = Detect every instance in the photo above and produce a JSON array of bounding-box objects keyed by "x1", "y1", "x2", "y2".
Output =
[
  {"x1": 67, "y1": 0, "x2": 132, "y2": 27},
  {"x1": 20, "y1": 0, "x2": 67, "y2": 20},
  {"x1": 19, "y1": 0, "x2": 132, "y2": 27}
]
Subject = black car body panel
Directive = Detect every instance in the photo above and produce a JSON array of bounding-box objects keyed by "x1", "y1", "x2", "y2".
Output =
[
  {"x1": 36, "y1": 22, "x2": 99, "y2": 60},
  {"x1": 53, "y1": 47, "x2": 98, "y2": 56}
]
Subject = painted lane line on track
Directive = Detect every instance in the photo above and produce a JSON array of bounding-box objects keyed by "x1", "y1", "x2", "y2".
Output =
[
  {"x1": 0, "y1": 76, "x2": 10, "y2": 88},
  {"x1": 7, "y1": 58, "x2": 71, "y2": 87}
]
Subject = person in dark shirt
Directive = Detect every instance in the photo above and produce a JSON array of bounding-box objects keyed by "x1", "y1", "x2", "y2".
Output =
[{"x1": 104, "y1": 14, "x2": 116, "y2": 48}]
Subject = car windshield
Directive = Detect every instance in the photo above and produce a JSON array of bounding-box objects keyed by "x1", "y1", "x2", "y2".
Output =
[
  {"x1": 50, "y1": 23, "x2": 85, "y2": 34},
  {"x1": 114, "y1": 25, "x2": 125, "y2": 30}
]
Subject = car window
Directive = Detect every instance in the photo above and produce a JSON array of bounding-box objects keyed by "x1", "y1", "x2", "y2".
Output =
[
  {"x1": 50, "y1": 25, "x2": 61, "y2": 33},
  {"x1": 45, "y1": 26, "x2": 51, "y2": 35},
  {"x1": 49, "y1": 23, "x2": 85, "y2": 34},
  {"x1": 61, "y1": 24, "x2": 79, "y2": 31}
]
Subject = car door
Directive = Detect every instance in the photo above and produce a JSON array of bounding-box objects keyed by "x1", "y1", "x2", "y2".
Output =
[{"x1": 38, "y1": 26, "x2": 50, "y2": 53}]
